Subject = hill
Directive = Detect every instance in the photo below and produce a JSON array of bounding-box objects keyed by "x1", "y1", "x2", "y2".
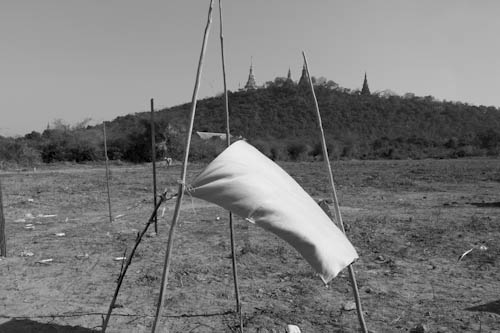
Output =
[{"x1": 2, "y1": 80, "x2": 500, "y2": 167}]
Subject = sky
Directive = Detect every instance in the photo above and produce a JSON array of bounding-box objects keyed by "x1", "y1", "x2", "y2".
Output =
[{"x1": 1, "y1": 1, "x2": 500, "y2": 136}]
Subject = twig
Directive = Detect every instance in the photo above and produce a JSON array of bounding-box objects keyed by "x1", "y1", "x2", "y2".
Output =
[
  {"x1": 302, "y1": 51, "x2": 368, "y2": 333},
  {"x1": 151, "y1": 1, "x2": 215, "y2": 332}
]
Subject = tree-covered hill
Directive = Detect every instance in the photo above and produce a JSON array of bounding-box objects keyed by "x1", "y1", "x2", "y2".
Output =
[{"x1": 2, "y1": 80, "x2": 500, "y2": 167}]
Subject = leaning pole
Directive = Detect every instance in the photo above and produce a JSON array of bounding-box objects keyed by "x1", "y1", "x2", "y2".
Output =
[
  {"x1": 151, "y1": 1, "x2": 215, "y2": 332},
  {"x1": 302, "y1": 51, "x2": 368, "y2": 333},
  {"x1": 218, "y1": 0, "x2": 243, "y2": 330}
]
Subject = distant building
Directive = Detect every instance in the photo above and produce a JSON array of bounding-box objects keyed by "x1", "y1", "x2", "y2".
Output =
[
  {"x1": 244, "y1": 61, "x2": 258, "y2": 90},
  {"x1": 298, "y1": 64, "x2": 309, "y2": 88},
  {"x1": 361, "y1": 72, "x2": 371, "y2": 96},
  {"x1": 195, "y1": 131, "x2": 231, "y2": 141}
]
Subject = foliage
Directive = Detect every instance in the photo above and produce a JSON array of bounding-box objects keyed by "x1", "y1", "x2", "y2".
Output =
[{"x1": 2, "y1": 78, "x2": 500, "y2": 164}]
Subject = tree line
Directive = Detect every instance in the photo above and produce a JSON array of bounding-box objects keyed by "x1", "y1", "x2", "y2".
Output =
[{"x1": 1, "y1": 79, "x2": 500, "y2": 168}]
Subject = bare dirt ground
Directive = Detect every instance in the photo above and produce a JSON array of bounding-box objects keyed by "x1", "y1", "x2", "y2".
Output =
[{"x1": 0, "y1": 158, "x2": 499, "y2": 332}]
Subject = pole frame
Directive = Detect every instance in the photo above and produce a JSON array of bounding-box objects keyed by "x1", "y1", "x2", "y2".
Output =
[
  {"x1": 151, "y1": 1, "x2": 214, "y2": 331},
  {"x1": 218, "y1": 0, "x2": 243, "y2": 331},
  {"x1": 151, "y1": 98, "x2": 158, "y2": 233},
  {"x1": 302, "y1": 51, "x2": 368, "y2": 333},
  {"x1": 0, "y1": 178, "x2": 6, "y2": 257},
  {"x1": 103, "y1": 122, "x2": 113, "y2": 223},
  {"x1": 101, "y1": 190, "x2": 172, "y2": 332}
]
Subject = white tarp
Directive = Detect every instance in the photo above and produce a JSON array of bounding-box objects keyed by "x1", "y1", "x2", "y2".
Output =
[{"x1": 189, "y1": 140, "x2": 358, "y2": 283}]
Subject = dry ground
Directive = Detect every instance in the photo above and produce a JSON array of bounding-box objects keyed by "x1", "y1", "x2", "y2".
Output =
[{"x1": 0, "y1": 158, "x2": 499, "y2": 332}]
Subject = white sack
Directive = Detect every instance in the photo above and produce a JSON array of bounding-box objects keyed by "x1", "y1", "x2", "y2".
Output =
[{"x1": 190, "y1": 140, "x2": 358, "y2": 283}]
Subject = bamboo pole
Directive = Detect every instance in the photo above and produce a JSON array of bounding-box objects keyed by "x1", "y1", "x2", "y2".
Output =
[
  {"x1": 150, "y1": 98, "x2": 158, "y2": 233},
  {"x1": 218, "y1": 0, "x2": 243, "y2": 331},
  {"x1": 0, "y1": 178, "x2": 6, "y2": 257},
  {"x1": 302, "y1": 51, "x2": 368, "y2": 333},
  {"x1": 101, "y1": 190, "x2": 171, "y2": 332},
  {"x1": 103, "y1": 122, "x2": 113, "y2": 223},
  {"x1": 151, "y1": 1, "x2": 214, "y2": 331}
]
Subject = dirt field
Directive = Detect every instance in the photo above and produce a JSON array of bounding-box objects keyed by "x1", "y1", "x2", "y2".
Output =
[{"x1": 1, "y1": 158, "x2": 499, "y2": 332}]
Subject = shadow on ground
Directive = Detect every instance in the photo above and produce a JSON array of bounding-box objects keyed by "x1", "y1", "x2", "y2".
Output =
[
  {"x1": 466, "y1": 299, "x2": 500, "y2": 315},
  {"x1": 0, "y1": 319, "x2": 99, "y2": 333}
]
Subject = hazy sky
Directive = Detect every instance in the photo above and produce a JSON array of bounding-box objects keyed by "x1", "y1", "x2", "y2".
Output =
[{"x1": 1, "y1": 1, "x2": 499, "y2": 136}]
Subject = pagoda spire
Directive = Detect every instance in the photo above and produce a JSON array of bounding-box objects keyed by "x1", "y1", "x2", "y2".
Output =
[
  {"x1": 298, "y1": 63, "x2": 309, "y2": 88},
  {"x1": 361, "y1": 71, "x2": 371, "y2": 95},
  {"x1": 244, "y1": 57, "x2": 257, "y2": 90}
]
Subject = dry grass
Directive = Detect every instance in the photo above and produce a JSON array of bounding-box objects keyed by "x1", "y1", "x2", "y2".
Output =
[{"x1": 0, "y1": 158, "x2": 499, "y2": 332}]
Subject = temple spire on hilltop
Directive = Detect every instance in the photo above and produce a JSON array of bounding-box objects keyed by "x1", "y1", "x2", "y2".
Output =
[
  {"x1": 361, "y1": 72, "x2": 371, "y2": 96},
  {"x1": 298, "y1": 63, "x2": 309, "y2": 88},
  {"x1": 244, "y1": 58, "x2": 257, "y2": 90},
  {"x1": 287, "y1": 68, "x2": 292, "y2": 80}
]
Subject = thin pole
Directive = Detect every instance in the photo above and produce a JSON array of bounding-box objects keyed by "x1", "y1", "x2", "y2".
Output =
[
  {"x1": 151, "y1": 1, "x2": 214, "y2": 332},
  {"x1": 218, "y1": 0, "x2": 243, "y2": 331},
  {"x1": 101, "y1": 191, "x2": 170, "y2": 332},
  {"x1": 103, "y1": 122, "x2": 113, "y2": 223},
  {"x1": 302, "y1": 51, "x2": 368, "y2": 333},
  {"x1": 0, "y1": 178, "x2": 6, "y2": 257},
  {"x1": 151, "y1": 98, "x2": 158, "y2": 233}
]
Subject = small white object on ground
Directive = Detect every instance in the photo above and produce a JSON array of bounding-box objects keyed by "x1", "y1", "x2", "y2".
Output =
[
  {"x1": 27, "y1": 198, "x2": 34, "y2": 202},
  {"x1": 37, "y1": 259, "x2": 53, "y2": 264},
  {"x1": 24, "y1": 224, "x2": 35, "y2": 230},
  {"x1": 25, "y1": 213, "x2": 34, "y2": 219},
  {"x1": 115, "y1": 214, "x2": 125, "y2": 219},
  {"x1": 38, "y1": 214, "x2": 57, "y2": 218},
  {"x1": 458, "y1": 248, "x2": 474, "y2": 262},
  {"x1": 114, "y1": 257, "x2": 126, "y2": 261},
  {"x1": 286, "y1": 324, "x2": 301, "y2": 333},
  {"x1": 216, "y1": 216, "x2": 221, "y2": 221},
  {"x1": 161, "y1": 207, "x2": 166, "y2": 217},
  {"x1": 55, "y1": 233, "x2": 65, "y2": 237},
  {"x1": 20, "y1": 250, "x2": 34, "y2": 257},
  {"x1": 15, "y1": 218, "x2": 26, "y2": 223},
  {"x1": 342, "y1": 301, "x2": 357, "y2": 311}
]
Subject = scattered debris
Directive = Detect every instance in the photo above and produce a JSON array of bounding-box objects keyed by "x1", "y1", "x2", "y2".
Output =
[
  {"x1": 342, "y1": 301, "x2": 356, "y2": 311},
  {"x1": 215, "y1": 216, "x2": 221, "y2": 221},
  {"x1": 458, "y1": 244, "x2": 489, "y2": 262},
  {"x1": 114, "y1": 257, "x2": 126, "y2": 261},
  {"x1": 146, "y1": 232, "x2": 157, "y2": 238},
  {"x1": 76, "y1": 253, "x2": 90, "y2": 259},
  {"x1": 410, "y1": 323, "x2": 427, "y2": 333},
  {"x1": 55, "y1": 232, "x2": 66, "y2": 237},
  {"x1": 286, "y1": 324, "x2": 301, "y2": 333},
  {"x1": 458, "y1": 248, "x2": 474, "y2": 262},
  {"x1": 161, "y1": 207, "x2": 166, "y2": 217},
  {"x1": 15, "y1": 218, "x2": 26, "y2": 223},
  {"x1": 24, "y1": 224, "x2": 35, "y2": 230},
  {"x1": 38, "y1": 214, "x2": 57, "y2": 218},
  {"x1": 27, "y1": 198, "x2": 34, "y2": 203},
  {"x1": 25, "y1": 213, "x2": 34, "y2": 219},
  {"x1": 115, "y1": 214, "x2": 125, "y2": 219},
  {"x1": 37, "y1": 258, "x2": 53, "y2": 264},
  {"x1": 20, "y1": 250, "x2": 34, "y2": 257}
]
